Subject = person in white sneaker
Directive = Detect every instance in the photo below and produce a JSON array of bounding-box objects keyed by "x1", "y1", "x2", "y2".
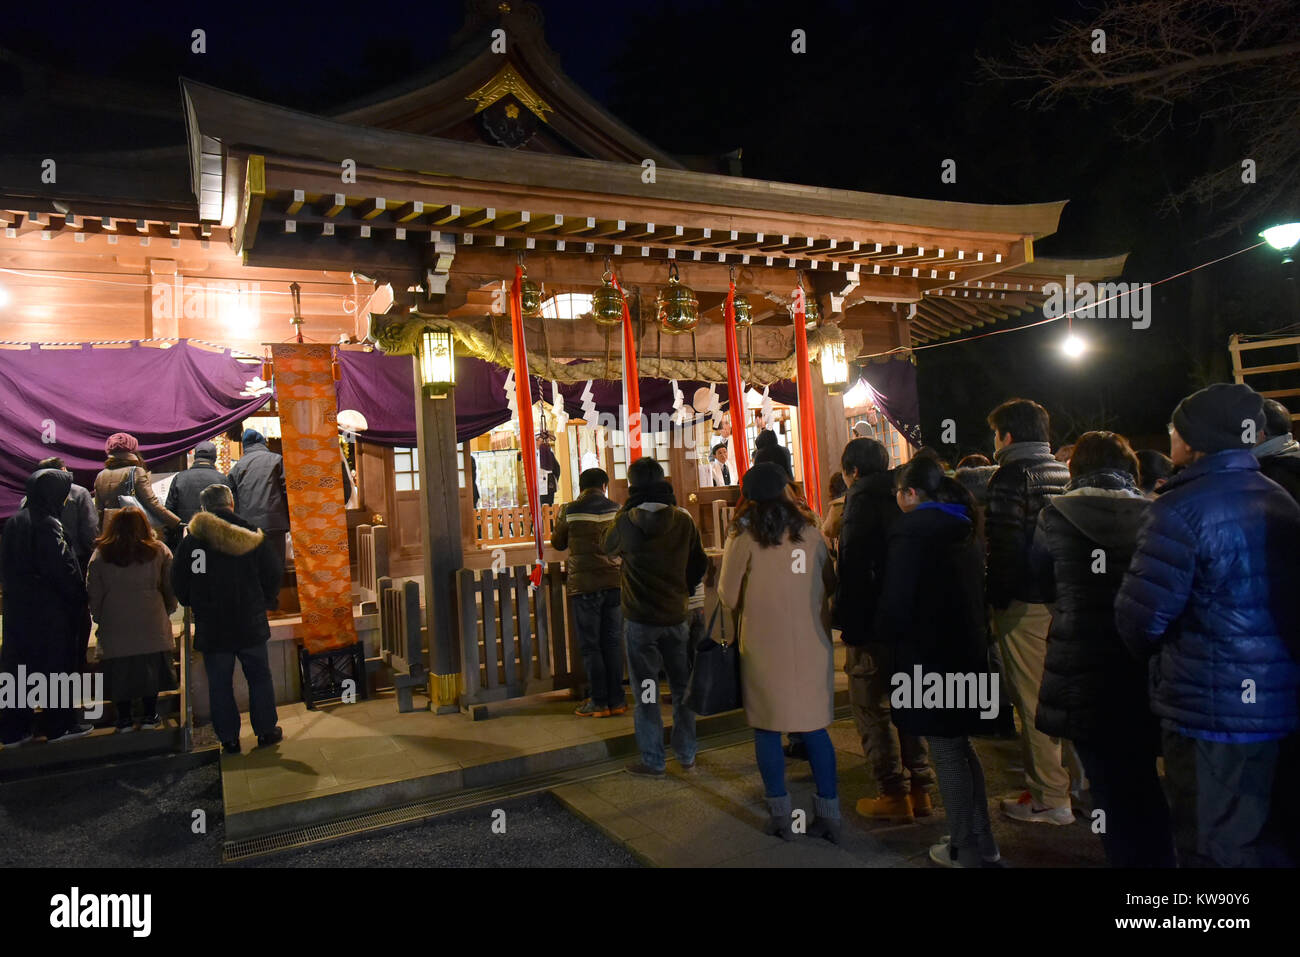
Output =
[{"x1": 984, "y1": 399, "x2": 1074, "y2": 826}]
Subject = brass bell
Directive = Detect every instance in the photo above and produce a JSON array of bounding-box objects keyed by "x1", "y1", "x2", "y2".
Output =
[
  {"x1": 520, "y1": 273, "x2": 544, "y2": 317},
  {"x1": 656, "y1": 262, "x2": 699, "y2": 334},
  {"x1": 590, "y1": 270, "x2": 625, "y2": 326},
  {"x1": 732, "y1": 293, "x2": 753, "y2": 327}
]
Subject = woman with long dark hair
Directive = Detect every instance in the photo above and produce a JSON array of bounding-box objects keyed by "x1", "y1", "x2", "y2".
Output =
[
  {"x1": 87, "y1": 506, "x2": 178, "y2": 732},
  {"x1": 876, "y1": 456, "x2": 1001, "y2": 867},
  {"x1": 718, "y1": 463, "x2": 840, "y2": 842}
]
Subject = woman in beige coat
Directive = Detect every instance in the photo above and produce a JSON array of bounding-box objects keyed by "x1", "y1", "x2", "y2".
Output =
[
  {"x1": 87, "y1": 507, "x2": 178, "y2": 731},
  {"x1": 718, "y1": 463, "x2": 840, "y2": 843},
  {"x1": 93, "y1": 432, "x2": 181, "y2": 533}
]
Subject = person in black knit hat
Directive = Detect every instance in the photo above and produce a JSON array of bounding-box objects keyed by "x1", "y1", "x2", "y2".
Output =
[{"x1": 1117, "y1": 382, "x2": 1300, "y2": 866}]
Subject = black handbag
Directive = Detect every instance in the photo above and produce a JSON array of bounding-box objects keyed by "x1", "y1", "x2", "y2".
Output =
[{"x1": 685, "y1": 602, "x2": 742, "y2": 715}]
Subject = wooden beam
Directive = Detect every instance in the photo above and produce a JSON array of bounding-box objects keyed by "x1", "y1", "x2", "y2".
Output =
[{"x1": 234, "y1": 154, "x2": 266, "y2": 255}]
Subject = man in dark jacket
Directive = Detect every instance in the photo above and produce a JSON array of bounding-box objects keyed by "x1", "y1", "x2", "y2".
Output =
[
  {"x1": 228, "y1": 429, "x2": 291, "y2": 574},
  {"x1": 164, "y1": 442, "x2": 233, "y2": 550},
  {"x1": 1253, "y1": 397, "x2": 1300, "y2": 503},
  {"x1": 1031, "y1": 432, "x2": 1174, "y2": 867},
  {"x1": 603, "y1": 457, "x2": 708, "y2": 776},
  {"x1": 172, "y1": 483, "x2": 283, "y2": 753},
  {"x1": 984, "y1": 398, "x2": 1074, "y2": 825},
  {"x1": 0, "y1": 469, "x2": 93, "y2": 744},
  {"x1": 752, "y1": 428, "x2": 794, "y2": 480},
  {"x1": 34, "y1": 457, "x2": 98, "y2": 574},
  {"x1": 552, "y1": 468, "x2": 625, "y2": 717},
  {"x1": 833, "y1": 438, "x2": 936, "y2": 820},
  {"x1": 1117, "y1": 383, "x2": 1300, "y2": 867}
]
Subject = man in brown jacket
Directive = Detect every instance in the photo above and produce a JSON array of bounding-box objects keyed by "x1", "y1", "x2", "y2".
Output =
[
  {"x1": 551, "y1": 468, "x2": 625, "y2": 718},
  {"x1": 603, "y1": 457, "x2": 708, "y2": 776}
]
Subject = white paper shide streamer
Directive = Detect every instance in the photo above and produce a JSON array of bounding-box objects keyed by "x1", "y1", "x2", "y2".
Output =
[{"x1": 550, "y1": 379, "x2": 568, "y2": 432}]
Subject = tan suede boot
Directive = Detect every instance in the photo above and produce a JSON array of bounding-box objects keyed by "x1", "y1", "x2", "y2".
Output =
[
  {"x1": 855, "y1": 792, "x2": 914, "y2": 822},
  {"x1": 909, "y1": 785, "x2": 934, "y2": 818}
]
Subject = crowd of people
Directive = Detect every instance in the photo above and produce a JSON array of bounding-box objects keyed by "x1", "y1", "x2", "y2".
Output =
[
  {"x1": 3, "y1": 384, "x2": 1298, "y2": 870},
  {"x1": 1, "y1": 430, "x2": 290, "y2": 750},
  {"x1": 550, "y1": 387, "x2": 1300, "y2": 868}
]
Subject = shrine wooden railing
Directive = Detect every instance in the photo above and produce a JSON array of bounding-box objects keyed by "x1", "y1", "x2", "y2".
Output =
[
  {"x1": 711, "y1": 500, "x2": 737, "y2": 551},
  {"x1": 455, "y1": 561, "x2": 584, "y2": 706},
  {"x1": 355, "y1": 523, "x2": 389, "y2": 604},
  {"x1": 376, "y1": 577, "x2": 428, "y2": 713},
  {"x1": 473, "y1": 505, "x2": 558, "y2": 548}
]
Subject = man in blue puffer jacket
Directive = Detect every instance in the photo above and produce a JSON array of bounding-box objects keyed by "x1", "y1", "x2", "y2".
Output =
[{"x1": 1116, "y1": 383, "x2": 1300, "y2": 867}]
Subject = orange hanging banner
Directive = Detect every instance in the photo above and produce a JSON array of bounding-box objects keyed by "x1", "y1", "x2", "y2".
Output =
[
  {"x1": 270, "y1": 343, "x2": 359, "y2": 653},
  {"x1": 509, "y1": 265, "x2": 545, "y2": 587},
  {"x1": 723, "y1": 279, "x2": 750, "y2": 479},
  {"x1": 609, "y1": 269, "x2": 642, "y2": 462},
  {"x1": 791, "y1": 286, "x2": 823, "y2": 516}
]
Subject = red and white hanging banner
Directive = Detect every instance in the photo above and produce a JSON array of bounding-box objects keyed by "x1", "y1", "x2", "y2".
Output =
[
  {"x1": 609, "y1": 269, "x2": 642, "y2": 462},
  {"x1": 509, "y1": 265, "x2": 545, "y2": 587},
  {"x1": 791, "y1": 286, "x2": 823, "y2": 516},
  {"x1": 723, "y1": 280, "x2": 751, "y2": 479}
]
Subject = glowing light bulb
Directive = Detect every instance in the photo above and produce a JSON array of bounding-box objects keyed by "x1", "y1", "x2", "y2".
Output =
[{"x1": 1062, "y1": 334, "x2": 1087, "y2": 359}]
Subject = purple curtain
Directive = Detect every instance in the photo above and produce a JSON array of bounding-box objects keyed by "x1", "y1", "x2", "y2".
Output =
[
  {"x1": 335, "y1": 350, "x2": 797, "y2": 447},
  {"x1": 858, "y1": 358, "x2": 922, "y2": 447},
  {"x1": 0, "y1": 341, "x2": 270, "y2": 518}
]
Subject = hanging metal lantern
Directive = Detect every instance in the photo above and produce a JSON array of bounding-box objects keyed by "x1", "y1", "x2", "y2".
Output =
[
  {"x1": 821, "y1": 340, "x2": 848, "y2": 393},
  {"x1": 732, "y1": 293, "x2": 753, "y2": 327},
  {"x1": 656, "y1": 262, "x2": 699, "y2": 334},
  {"x1": 590, "y1": 269, "x2": 625, "y2": 326},
  {"x1": 418, "y1": 326, "x2": 456, "y2": 398}
]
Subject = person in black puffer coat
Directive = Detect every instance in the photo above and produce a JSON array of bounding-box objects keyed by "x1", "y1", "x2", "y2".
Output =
[
  {"x1": 164, "y1": 441, "x2": 233, "y2": 550},
  {"x1": 1117, "y1": 383, "x2": 1300, "y2": 867},
  {"x1": 984, "y1": 398, "x2": 1074, "y2": 825},
  {"x1": 834, "y1": 438, "x2": 936, "y2": 822},
  {"x1": 876, "y1": 457, "x2": 1000, "y2": 868},
  {"x1": 1031, "y1": 431, "x2": 1174, "y2": 867}
]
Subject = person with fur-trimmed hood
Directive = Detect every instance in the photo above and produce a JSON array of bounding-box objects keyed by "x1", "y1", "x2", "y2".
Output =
[{"x1": 172, "y1": 483, "x2": 283, "y2": 754}]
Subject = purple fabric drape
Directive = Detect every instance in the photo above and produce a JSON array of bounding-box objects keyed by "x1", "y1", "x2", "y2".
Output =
[
  {"x1": 858, "y1": 358, "x2": 922, "y2": 447},
  {"x1": 334, "y1": 350, "x2": 794, "y2": 447},
  {"x1": 0, "y1": 341, "x2": 270, "y2": 518}
]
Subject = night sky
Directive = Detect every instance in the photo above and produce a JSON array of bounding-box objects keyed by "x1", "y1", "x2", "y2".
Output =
[{"x1": 2, "y1": 0, "x2": 1294, "y2": 456}]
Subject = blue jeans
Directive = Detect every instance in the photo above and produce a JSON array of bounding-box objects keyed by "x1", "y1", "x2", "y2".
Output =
[
  {"x1": 624, "y1": 619, "x2": 696, "y2": 771},
  {"x1": 754, "y1": 728, "x2": 838, "y2": 799},
  {"x1": 203, "y1": 642, "x2": 279, "y2": 744},
  {"x1": 570, "y1": 589, "x2": 626, "y2": 709}
]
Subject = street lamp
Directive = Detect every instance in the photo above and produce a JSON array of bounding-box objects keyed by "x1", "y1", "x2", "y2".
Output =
[
  {"x1": 418, "y1": 327, "x2": 456, "y2": 398},
  {"x1": 1260, "y1": 223, "x2": 1300, "y2": 263},
  {"x1": 1061, "y1": 333, "x2": 1088, "y2": 360}
]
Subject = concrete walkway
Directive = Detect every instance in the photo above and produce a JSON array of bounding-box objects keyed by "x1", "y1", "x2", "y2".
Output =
[{"x1": 555, "y1": 720, "x2": 1109, "y2": 868}]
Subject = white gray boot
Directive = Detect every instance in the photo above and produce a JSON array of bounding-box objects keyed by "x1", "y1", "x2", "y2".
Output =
[
  {"x1": 808, "y1": 794, "x2": 842, "y2": 844},
  {"x1": 764, "y1": 793, "x2": 796, "y2": 841}
]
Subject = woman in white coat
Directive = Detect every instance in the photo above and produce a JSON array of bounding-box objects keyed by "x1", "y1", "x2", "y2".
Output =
[{"x1": 718, "y1": 463, "x2": 839, "y2": 842}]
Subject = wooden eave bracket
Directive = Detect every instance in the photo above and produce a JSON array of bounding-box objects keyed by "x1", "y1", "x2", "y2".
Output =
[{"x1": 234, "y1": 154, "x2": 266, "y2": 257}]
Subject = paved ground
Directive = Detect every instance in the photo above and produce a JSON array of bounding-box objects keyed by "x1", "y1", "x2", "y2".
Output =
[
  {"x1": 0, "y1": 757, "x2": 639, "y2": 868},
  {"x1": 556, "y1": 719, "x2": 1107, "y2": 868}
]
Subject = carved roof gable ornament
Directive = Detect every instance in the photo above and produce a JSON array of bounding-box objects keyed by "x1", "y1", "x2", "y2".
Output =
[{"x1": 466, "y1": 64, "x2": 553, "y2": 123}]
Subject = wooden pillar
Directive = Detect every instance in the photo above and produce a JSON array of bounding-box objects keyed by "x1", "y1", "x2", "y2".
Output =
[
  {"x1": 809, "y1": 358, "x2": 847, "y2": 502},
  {"x1": 413, "y1": 359, "x2": 465, "y2": 713}
]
